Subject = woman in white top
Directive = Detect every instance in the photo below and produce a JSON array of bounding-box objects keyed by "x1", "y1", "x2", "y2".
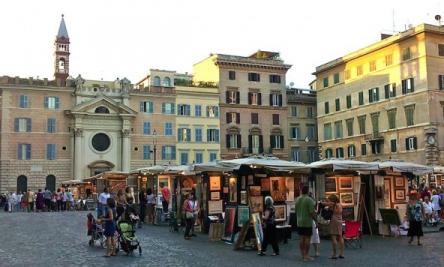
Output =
[
  {"x1": 422, "y1": 196, "x2": 433, "y2": 224},
  {"x1": 430, "y1": 191, "x2": 441, "y2": 223}
]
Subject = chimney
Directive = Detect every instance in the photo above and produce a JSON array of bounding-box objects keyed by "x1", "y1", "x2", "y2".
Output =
[{"x1": 381, "y1": 34, "x2": 392, "y2": 40}]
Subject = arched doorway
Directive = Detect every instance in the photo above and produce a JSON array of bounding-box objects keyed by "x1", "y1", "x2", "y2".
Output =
[
  {"x1": 46, "y1": 175, "x2": 56, "y2": 192},
  {"x1": 17, "y1": 175, "x2": 28, "y2": 193},
  {"x1": 88, "y1": 160, "x2": 115, "y2": 176}
]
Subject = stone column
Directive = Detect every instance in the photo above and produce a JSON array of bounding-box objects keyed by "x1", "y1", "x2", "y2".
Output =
[
  {"x1": 122, "y1": 129, "x2": 131, "y2": 172},
  {"x1": 74, "y1": 128, "x2": 83, "y2": 179}
]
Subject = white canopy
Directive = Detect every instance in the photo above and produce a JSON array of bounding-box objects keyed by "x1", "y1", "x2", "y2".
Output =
[
  {"x1": 192, "y1": 162, "x2": 234, "y2": 172},
  {"x1": 134, "y1": 165, "x2": 167, "y2": 174},
  {"x1": 378, "y1": 161, "x2": 433, "y2": 175},
  {"x1": 132, "y1": 165, "x2": 195, "y2": 175},
  {"x1": 218, "y1": 156, "x2": 308, "y2": 172},
  {"x1": 307, "y1": 159, "x2": 379, "y2": 171},
  {"x1": 432, "y1": 166, "x2": 444, "y2": 174},
  {"x1": 61, "y1": 179, "x2": 85, "y2": 185}
]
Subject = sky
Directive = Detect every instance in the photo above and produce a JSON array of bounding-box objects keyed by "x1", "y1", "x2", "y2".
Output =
[{"x1": 0, "y1": 0, "x2": 442, "y2": 87}]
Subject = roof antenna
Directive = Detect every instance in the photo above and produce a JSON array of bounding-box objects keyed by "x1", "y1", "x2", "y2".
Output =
[
  {"x1": 392, "y1": 9, "x2": 396, "y2": 34},
  {"x1": 435, "y1": 14, "x2": 442, "y2": 26}
]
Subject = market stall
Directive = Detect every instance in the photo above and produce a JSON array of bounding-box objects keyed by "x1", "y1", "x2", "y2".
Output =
[{"x1": 82, "y1": 171, "x2": 129, "y2": 198}]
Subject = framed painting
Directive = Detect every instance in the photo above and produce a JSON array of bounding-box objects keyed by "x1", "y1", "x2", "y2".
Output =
[
  {"x1": 240, "y1": 190, "x2": 247, "y2": 204},
  {"x1": 228, "y1": 177, "x2": 237, "y2": 203},
  {"x1": 342, "y1": 206, "x2": 355, "y2": 221},
  {"x1": 222, "y1": 206, "x2": 236, "y2": 242},
  {"x1": 270, "y1": 177, "x2": 286, "y2": 202},
  {"x1": 241, "y1": 176, "x2": 246, "y2": 190},
  {"x1": 384, "y1": 178, "x2": 392, "y2": 208},
  {"x1": 251, "y1": 213, "x2": 264, "y2": 252},
  {"x1": 247, "y1": 175, "x2": 254, "y2": 185},
  {"x1": 394, "y1": 189, "x2": 405, "y2": 201},
  {"x1": 285, "y1": 177, "x2": 295, "y2": 201},
  {"x1": 340, "y1": 192, "x2": 354, "y2": 206},
  {"x1": 208, "y1": 200, "x2": 223, "y2": 214},
  {"x1": 249, "y1": 186, "x2": 261, "y2": 196},
  {"x1": 325, "y1": 177, "x2": 337, "y2": 193},
  {"x1": 249, "y1": 196, "x2": 263, "y2": 213},
  {"x1": 394, "y1": 177, "x2": 404, "y2": 187},
  {"x1": 274, "y1": 205, "x2": 286, "y2": 222},
  {"x1": 237, "y1": 206, "x2": 250, "y2": 227},
  {"x1": 261, "y1": 178, "x2": 270, "y2": 191},
  {"x1": 339, "y1": 177, "x2": 353, "y2": 190},
  {"x1": 210, "y1": 176, "x2": 221, "y2": 191},
  {"x1": 210, "y1": 191, "x2": 220, "y2": 200}
]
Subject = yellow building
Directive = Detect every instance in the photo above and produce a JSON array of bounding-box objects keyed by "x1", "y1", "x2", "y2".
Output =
[{"x1": 314, "y1": 24, "x2": 444, "y2": 165}]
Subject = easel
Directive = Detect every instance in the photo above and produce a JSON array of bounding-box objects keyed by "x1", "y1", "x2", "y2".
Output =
[{"x1": 357, "y1": 183, "x2": 373, "y2": 236}]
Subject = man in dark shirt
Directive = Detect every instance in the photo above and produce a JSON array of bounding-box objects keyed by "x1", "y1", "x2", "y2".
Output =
[{"x1": 138, "y1": 187, "x2": 147, "y2": 226}]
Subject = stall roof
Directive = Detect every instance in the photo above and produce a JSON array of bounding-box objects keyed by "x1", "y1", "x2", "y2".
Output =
[
  {"x1": 432, "y1": 166, "x2": 444, "y2": 174},
  {"x1": 218, "y1": 156, "x2": 308, "y2": 172},
  {"x1": 133, "y1": 165, "x2": 167, "y2": 174},
  {"x1": 378, "y1": 161, "x2": 433, "y2": 175},
  {"x1": 307, "y1": 159, "x2": 379, "y2": 171},
  {"x1": 61, "y1": 179, "x2": 86, "y2": 185},
  {"x1": 193, "y1": 162, "x2": 234, "y2": 172},
  {"x1": 131, "y1": 165, "x2": 195, "y2": 175}
]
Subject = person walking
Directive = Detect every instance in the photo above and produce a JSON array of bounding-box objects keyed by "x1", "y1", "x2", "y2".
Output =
[
  {"x1": 324, "y1": 194, "x2": 344, "y2": 260},
  {"x1": 16, "y1": 192, "x2": 23, "y2": 212},
  {"x1": 27, "y1": 189, "x2": 35, "y2": 212},
  {"x1": 115, "y1": 189, "x2": 126, "y2": 221},
  {"x1": 7, "y1": 192, "x2": 16, "y2": 212},
  {"x1": 35, "y1": 189, "x2": 44, "y2": 212},
  {"x1": 407, "y1": 193, "x2": 424, "y2": 246},
  {"x1": 160, "y1": 183, "x2": 170, "y2": 214},
  {"x1": 103, "y1": 197, "x2": 117, "y2": 257},
  {"x1": 295, "y1": 185, "x2": 317, "y2": 262},
  {"x1": 258, "y1": 196, "x2": 279, "y2": 256},
  {"x1": 138, "y1": 187, "x2": 147, "y2": 227},
  {"x1": 20, "y1": 191, "x2": 28, "y2": 212},
  {"x1": 43, "y1": 188, "x2": 52, "y2": 212},
  {"x1": 183, "y1": 193, "x2": 195, "y2": 240},
  {"x1": 310, "y1": 195, "x2": 321, "y2": 257},
  {"x1": 146, "y1": 188, "x2": 156, "y2": 224},
  {"x1": 98, "y1": 187, "x2": 111, "y2": 218},
  {"x1": 61, "y1": 189, "x2": 68, "y2": 211},
  {"x1": 430, "y1": 190, "x2": 440, "y2": 225}
]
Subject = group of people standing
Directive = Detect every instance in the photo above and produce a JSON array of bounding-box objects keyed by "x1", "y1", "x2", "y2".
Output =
[{"x1": 2, "y1": 188, "x2": 75, "y2": 212}]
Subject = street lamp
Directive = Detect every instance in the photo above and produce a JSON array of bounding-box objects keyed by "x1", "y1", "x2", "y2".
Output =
[{"x1": 152, "y1": 129, "x2": 157, "y2": 165}]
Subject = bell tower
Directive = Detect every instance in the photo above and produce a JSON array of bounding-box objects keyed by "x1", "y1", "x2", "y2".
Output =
[{"x1": 54, "y1": 14, "x2": 70, "y2": 87}]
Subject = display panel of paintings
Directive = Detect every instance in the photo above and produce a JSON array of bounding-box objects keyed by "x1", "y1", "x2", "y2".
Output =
[
  {"x1": 237, "y1": 206, "x2": 250, "y2": 227},
  {"x1": 274, "y1": 205, "x2": 287, "y2": 222},
  {"x1": 210, "y1": 176, "x2": 221, "y2": 191},
  {"x1": 222, "y1": 206, "x2": 236, "y2": 242},
  {"x1": 325, "y1": 177, "x2": 337, "y2": 194},
  {"x1": 261, "y1": 178, "x2": 270, "y2": 191},
  {"x1": 338, "y1": 177, "x2": 353, "y2": 190},
  {"x1": 228, "y1": 177, "x2": 237, "y2": 203},
  {"x1": 249, "y1": 196, "x2": 263, "y2": 213},
  {"x1": 251, "y1": 213, "x2": 264, "y2": 252},
  {"x1": 340, "y1": 192, "x2": 354, "y2": 206},
  {"x1": 270, "y1": 177, "x2": 286, "y2": 202}
]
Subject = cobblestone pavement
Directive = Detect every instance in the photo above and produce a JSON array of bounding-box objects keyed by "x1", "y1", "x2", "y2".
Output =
[{"x1": 0, "y1": 211, "x2": 443, "y2": 267}]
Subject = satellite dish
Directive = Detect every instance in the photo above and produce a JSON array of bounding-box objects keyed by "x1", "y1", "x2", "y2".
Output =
[{"x1": 289, "y1": 82, "x2": 294, "y2": 87}]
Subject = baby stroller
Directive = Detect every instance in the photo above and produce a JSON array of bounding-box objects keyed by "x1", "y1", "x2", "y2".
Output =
[
  {"x1": 87, "y1": 213, "x2": 106, "y2": 248},
  {"x1": 117, "y1": 220, "x2": 142, "y2": 255}
]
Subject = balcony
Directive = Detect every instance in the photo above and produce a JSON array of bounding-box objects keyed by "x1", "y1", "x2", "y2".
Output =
[{"x1": 364, "y1": 132, "x2": 384, "y2": 142}]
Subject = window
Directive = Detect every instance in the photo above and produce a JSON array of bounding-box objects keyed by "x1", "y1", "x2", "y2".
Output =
[
  {"x1": 195, "y1": 128, "x2": 202, "y2": 142},
  {"x1": 272, "y1": 114, "x2": 280, "y2": 125},
  {"x1": 162, "y1": 103, "x2": 175, "y2": 114},
  {"x1": 153, "y1": 76, "x2": 161, "y2": 86},
  {"x1": 251, "y1": 113, "x2": 258, "y2": 124},
  {"x1": 347, "y1": 145, "x2": 355, "y2": 158},
  {"x1": 164, "y1": 122, "x2": 173, "y2": 136},
  {"x1": 358, "y1": 115, "x2": 366, "y2": 134},
  {"x1": 356, "y1": 65, "x2": 363, "y2": 76},
  {"x1": 140, "y1": 101, "x2": 154, "y2": 113},
  {"x1": 269, "y1": 75, "x2": 281, "y2": 83},
  {"x1": 248, "y1": 73, "x2": 260, "y2": 82},
  {"x1": 439, "y1": 44, "x2": 444, "y2": 57},
  {"x1": 404, "y1": 105, "x2": 415, "y2": 126},
  {"x1": 324, "y1": 102, "x2": 329, "y2": 114},
  {"x1": 178, "y1": 128, "x2": 191, "y2": 142},
  {"x1": 46, "y1": 144, "x2": 56, "y2": 160},
  {"x1": 346, "y1": 95, "x2": 352, "y2": 109},
  {"x1": 334, "y1": 73, "x2": 340, "y2": 84},
  {"x1": 226, "y1": 91, "x2": 240, "y2": 104},
  {"x1": 195, "y1": 152, "x2": 203, "y2": 164},
  {"x1": 161, "y1": 145, "x2": 176, "y2": 160},
  {"x1": 270, "y1": 93, "x2": 282, "y2": 106},
  {"x1": 402, "y1": 47, "x2": 411, "y2": 61},
  {"x1": 206, "y1": 106, "x2": 219, "y2": 117},
  {"x1": 371, "y1": 113, "x2": 379, "y2": 134},
  {"x1": 209, "y1": 152, "x2": 217, "y2": 162},
  {"x1": 250, "y1": 135, "x2": 262, "y2": 154},
  {"x1": 324, "y1": 123, "x2": 332, "y2": 140},
  {"x1": 92, "y1": 133, "x2": 110, "y2": 152},
  {"x1": 439, "y1": 75, "x2": 444, "y2": 90},
  {"x1": 290, "y1": 106, "x2": 297, "y2": 117},
  {"x1": 361, "y1": 144, "x2": 367, "y2": 156},
  {"x1": 207, "y1": 129, "x2": 220, "y2": 142},
  {"x1": 248, "y1": 92, "x2": 262, "y2": 105},
  {"x1": 358, "y1": 92, "x2": 364, "y2": 105},
  {"x1": 406, "y1": 137, "x2": 417, "y2": 151},
  {"x1": 307, "y1": 147, "x2": 318, "y2": 162},
  {"x1": 227, "y1": 112, "x2": 240, "y2": 124},
  {"x1": 291, "y1": 147, "x2": 300, "y2": 162},
  {"x1": 401, "y1": 78, "x2": 414, "y2": 94},
  {"x1": 271, "y1": 135, "x2": 284, "y2": 149},
  {"x1": 336, "y1": 147, "x2": 344, "y2": 158},
  {"x1": 387, "y1": 109, "x2": 397, "y2": 129},
  {"x1": 290, "y1": 126, "x2": 300, "y2": 139},
  {"x1": 390, "y1": 139, "x2": 397, "y2": 153},
  {"x1": 143, "y1": 122, "x2": 151, "y2": 135},
  {"x1": 385, "y1": 54, "x2": 393, "y2": 66},
  {"x1": 323, "y1": 77, "x2": 329, "y2": 88},
  {"x1": 371, "y1": 142, "x2": 381, "y2": 154},
  {"x1": 306, "y1": 124, "x2": 315, "y2": 140},
  {"x1": 17, "y1": 144, "x2": 31, "y2": 160},
  {"x1": 335, "y1": 98, "x2": 340, "y2": 111},
  {"x1": 344, "y1": 69, "x2": 350, "y2": 80},
  {"x1": 177, "y1": 104, "x2": 191, "y2": 116},
  {"x1": 384, "y1": 83, "x2": 396, "y2": 98},
  {"x1": 162, "y1": 77, "x2": 171, "y2": 87},
  {"x1": 44, "y1": 96, "x2": 60, "y2": 109},
  {"x1": 229, "y1": 71, "x2": 236, "y2": 80},
  {"x1": 143, "y1": 145, "x2": 151, "y2": 160},
  {"x1": 346, "y1": 118, "x2": 354, "y2": 136},
  {"x1": 325, "y1": 148, "x2": 333, "y2": 159},
  {"x1": 14, "y1": 118, "x2": 31, "y2": 132},
  {"x1": 95, "y1": 106, "x2": 110, "y2": 113},
  {"x1": 47, "y1": 118, "x2": 56, "y2": 133},
  {"x1": 368, "y1": 87, "x2": 379, "y2": 103},
  {"x1": 369, "y1": 61, "x2": 376, "y2": 72},
  {"x1": 194, "y1": 105, "x2": 201, "y2": 117},
  {"x1": 19, "y1": 95, "x2": 29, "y2": 108},
  {"x1": 227, "y1": 134, "x2": 241, "y2": 149},
  {"x1": 180, "y1": 152, "x2": 189, "y2": 165},
  {"x1": 307, "y1": 106, "x2": 314, "y2": 118},
  {"x1": 334, "y1": 121, "x2": 343, "y2": 139}
]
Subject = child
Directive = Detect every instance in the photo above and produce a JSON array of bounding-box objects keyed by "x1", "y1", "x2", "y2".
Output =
[{"x1": 87, "y1": 213, "x2": 95, "y2": 236}]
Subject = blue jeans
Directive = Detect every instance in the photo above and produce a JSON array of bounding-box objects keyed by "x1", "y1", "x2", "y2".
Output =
[{"x1": 97, "y1": 203, "x2": 103, "y2": 218}]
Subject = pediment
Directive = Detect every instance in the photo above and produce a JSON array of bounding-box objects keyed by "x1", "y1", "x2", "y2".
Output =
[{"x1": 67, "y1": 96, "x2": 136, "y2": 116}]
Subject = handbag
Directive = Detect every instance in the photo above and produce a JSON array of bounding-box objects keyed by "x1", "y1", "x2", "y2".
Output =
[{"x1": 186, "y1": 211, "x2": 194, "y2": 219}]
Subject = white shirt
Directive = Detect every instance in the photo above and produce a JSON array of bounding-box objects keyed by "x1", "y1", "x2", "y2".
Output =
[
  {"x1": 98, "y1": 192, "x2": 110, "y2": 205},
  {"x1": 423, "y1": 201, "x2": 433, "y2": 214},
  {"x1": 431, "y1": 195, "x2": 441, "y2": 211}
]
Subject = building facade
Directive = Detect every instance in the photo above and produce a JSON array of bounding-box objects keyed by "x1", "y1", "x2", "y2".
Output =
[
  {"x1": 193, "y1": 51, "x2": 291, "y2": 160},
  {"x1": 314, "y1": 24, "x2": 444, "y2": 165},
  {"x1": 286, "y1": 88, "x2": 318, "y2": 163}
]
